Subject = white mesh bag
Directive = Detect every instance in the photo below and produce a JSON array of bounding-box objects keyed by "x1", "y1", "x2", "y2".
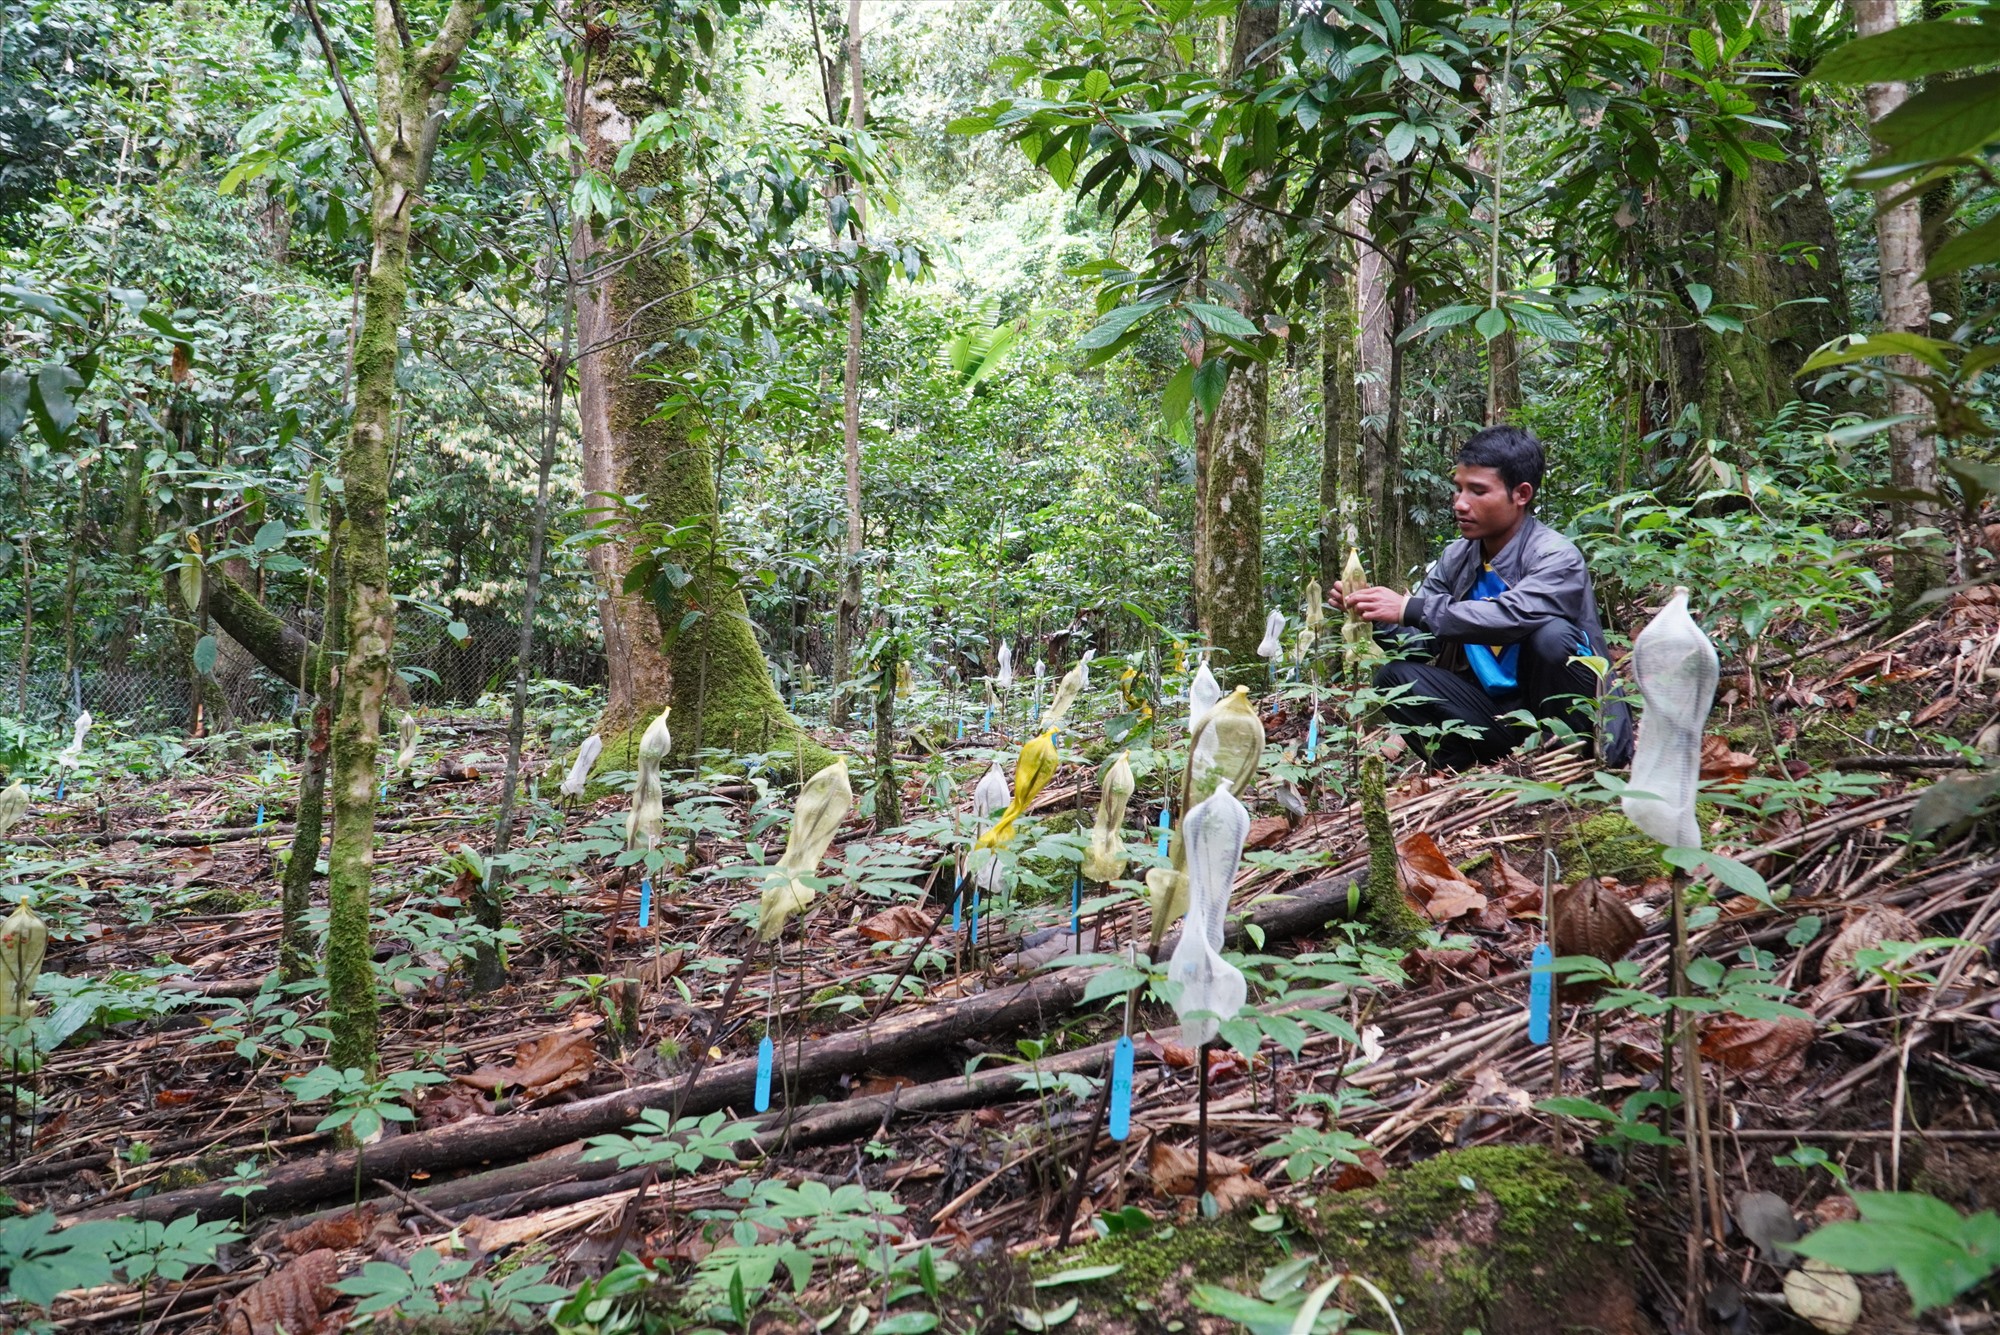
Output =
[
  {"x1": 1622, "y1": 589, "x2": 1718, "y2": 850},
  {"x1": 1188, "y1": 660, "x2": 1223, "y2": 733},
  {"x1": 1167, "y1": 780, "x2": 1250, "y2": 1047}
]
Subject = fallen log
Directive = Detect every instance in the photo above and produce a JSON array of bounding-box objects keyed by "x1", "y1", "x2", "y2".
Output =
[{"x1": 80, "y1": 867, "x2": 1361, "y2": 1225}]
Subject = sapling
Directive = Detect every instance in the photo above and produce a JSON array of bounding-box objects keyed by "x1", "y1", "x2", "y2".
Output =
[
  {"x1": 756, "y1": 757, "x2": 854, "y2": 942},
  {"x1": 1081, "y1": 751, "x2": 1135, "y2": 883},
  {"x1": 393, "y1": 713, "x2": 418, "y2": 775},
  {"x1": 560, "y1": 734, "x2": 603, "y2": 800},
  {"x1": 1039, "y1": 650, "x2": 1094, "y2": 733},
  {"x1": 0, "y1": 782, "x2": 27, "y2": 837},
  {"x1": 1256, "y1": 609, "x2": 1286, "y2": 664},
  {"x1": 1167, "y1": 781, "x2": 1251, "y2": 1200},
  {"x1": 1148, "y1": 688, "x2": 1265, "y2": 952},
  {"x1": 1340, "y1": 542, "x2": 1402, "y2": 933},
  {"x1": 625, "y1": 708, "x2": 672, "y2": 852},
  {"x1": 1623, "y1": 588, "x2": 1725, "y2": 1267}
]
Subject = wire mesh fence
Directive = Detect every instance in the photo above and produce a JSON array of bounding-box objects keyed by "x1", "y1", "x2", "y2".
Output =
[{"x1": 3, "y1": 615, "x2": 604, "y2": 735}]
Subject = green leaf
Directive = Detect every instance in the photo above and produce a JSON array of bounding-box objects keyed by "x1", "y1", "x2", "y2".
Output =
[
  {"x1": 1191, "y1": 358, "x2": 1229, "y2": 419},
  {"x1": 1867, "y1": 71, "x2": 2000, "y2": 168},
  {"x1": 1811, "y1": 21, "x2": 2000, "y2": 86},
  {"x1": 252, "y1": 520, "x2": 288, "y2": 552},
  {"x1": 1911, "y1": 771, "x2": 2000, "y2": 837},
  {"x1": 1162, "y1": 362, "x2": 1195, "y2": 429},
  {"x1": 1082, "y1": 69, "x2": 1111, "y2": 100},
  {"x1": 1686, "y1": 282, "x2": 1713, "y2": 315},
  {"x1": 873, "y1": 1315, "x2": 940, "y2": 1334},
  {"x1": 28, "y1": 363, "x2": 82, "y2": 444},
  {"x1": 1383, "y1": 121, "x2": 1416, "y2": 161},
  {"x1": 1474, "y1": 307, "x2": 1509, "y2": 342},
  {"x1": 1798, "y1": 331, "x2": 1956, "y2": 374},
  {"x1": 1923, "y1": 212, "x2": 2000, "y2": 279},
  {"x1": 1688, "y1": 27, "x2": 1719, "y2": 68},
  {"x1": 192, "y1": 635, "x2": 218, "y2": 677},
  {"x1": 946, "y1": 114, "x2": 995, "y2": 136},
  {"x1": 1035, "y1": 1264, "x2": 1123, "y2": 1287},
  {"x1": 1662, "y1": 847, "x2": 1774, "y2": 907},
  {"x1": 1535, "y1": 1095, "x2": 1619, "y2": 1122},
  {"x1": 1186, "y1": 302, "x2": 1258, "y2": 339},
  {"x1": 1011, "y1": 1296, "x2": 1079, "y2": 1330},
  {"x1": 1406, "y1": 303, "x2": 1484, "y2": 338},
  {"x1": 1077, "y1": 301, "x2": 1164, "y2": 351}
]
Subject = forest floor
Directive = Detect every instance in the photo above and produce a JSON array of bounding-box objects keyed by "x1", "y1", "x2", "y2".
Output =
[{"x1": 4, "y1": 599, "x2": 2000, "y2": 1334}]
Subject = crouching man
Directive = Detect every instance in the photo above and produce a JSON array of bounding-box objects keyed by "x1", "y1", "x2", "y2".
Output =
[{"x1": 1332, "y1": 425, "x2": 1633, "y2": 771}]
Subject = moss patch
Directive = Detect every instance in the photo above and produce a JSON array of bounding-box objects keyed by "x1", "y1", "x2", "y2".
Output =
[
  {"x1": 1557, "y1": 810, "x2": 1668, "y2": 884},
  {"x1": 1299, "y1": 1146, "x2": 1641, "y2": 1335},
  {"x1": 1021, "y1": 1148, "x2": 1645, "y2": 1335}
]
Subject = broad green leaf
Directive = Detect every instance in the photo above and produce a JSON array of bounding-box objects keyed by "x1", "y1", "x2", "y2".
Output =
[
  {"x1": 1867, "y1": 71, "x2": 2000, "y2": 168},
  {"x1": 1922, "y1": 211, "x2": 2000, "y2": 278},
  {"x1": 1686, "y1": 282, "x2": 1713, "y2": 315},
  {"x1": 1034, "y1": 1264, "x2": 1123, "y2": 1287},
  {"x1": 1689, "y1": 27, "x2": 1719, "y2": 68},
  {"x1": 1186, "y1": 302, "x2": 1257, "y2": 339},
  {"x1": 1082, "y1": 69, "x2": 1111, "y2": 100},
  {"x1": 1162, "y1": 362, "x2": 1195, "y2": 428},
  {"x1": 1811, "y1": 21, "x2": 2000, "y2": 86},
  {"x1": 1383, "y1": 120, "x2": 1416, "y2": 161},
  {"x1": 1076, "y1": 301, "x2": 1164, "y2": 350},
  {"x1": 193, "y1": 635, "x2": 218, "y2": 677},
  {"x1": 1474, "y1": 307, "x2": 1509, "y2": 341}
]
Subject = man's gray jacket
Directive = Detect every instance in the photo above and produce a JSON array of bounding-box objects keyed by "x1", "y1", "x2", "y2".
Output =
[{"x1": 1398, "y1": 515, "x2": 1634, "y2": 766}]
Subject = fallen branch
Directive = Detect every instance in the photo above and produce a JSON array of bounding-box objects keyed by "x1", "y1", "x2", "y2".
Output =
[{"x1": 82, "y1": 868, "x2": 1361, "y2": 1224}]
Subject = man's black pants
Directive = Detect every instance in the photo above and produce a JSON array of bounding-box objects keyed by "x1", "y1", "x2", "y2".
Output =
[{"x1": 1373, "y1": 618, "x2": 1601, "y2": 771}]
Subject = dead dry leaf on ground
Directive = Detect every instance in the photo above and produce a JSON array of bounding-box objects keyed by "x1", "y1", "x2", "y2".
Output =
[
  {"x1": 1552, "y1": 878, "x2": 1644, "y2": 1003},
  {"x1": 217, "y1": 1248, "x2": 339, "y2": 1335},
  {"x1": 168, "y1": 848, "x2": 215, "y2": 889},
  {"x1": 1699, "y1": 735, "x2": 1758, "y2": 783},
  {"x1": 455, "y1": 1028, "x2": 597, "y2": 1098},
  {"x1": 414, "y1": 1084, "x2": 494, "y2": 1130},
  {"x1": 1912, "y1": 694, "x2": 1958, "y2": 727},
  {"x1": 1824, "y1": 905, "x2": 1921, "y2": 976},
  {"x1": 1329, "y1": 1149, "x2": 1389, "y2": 1191},
  {"x1": 1489, "y1": 854, "x2": 1542, "y2": 916},
  {"x1": 1701, "y1": 1016, "x2": 1815, "y2": 1083},
  {"x1": 1397, "y1": 832, "x2": 1488, "y2": 921},
  {"x1": 857, "y1": 904, "x2": 934, "y2": 942},
  {"x1": 1148, "y1": 1140, "x2": 1269, "y2": 1211},
  {"x1": 272, "y1": 1205, "x2": 384, "y2": 1255}
]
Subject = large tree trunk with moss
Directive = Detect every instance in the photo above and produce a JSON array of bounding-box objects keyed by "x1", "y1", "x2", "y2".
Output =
[
  {"x1": 568, "y1": 31, "x2": 825, "y2": 776},
  {"x1": 826, "y1": 0, "x2": 868, "y2": 730},
  {"x1": 1195, "y1": 0, "x2": 1282, "y2": 686},
  {"x1": 1355, "y1": 189, "x2": 1394, "y2": 578},
  {"x1": 322, "y1": 0, "x2": 484, "y2": 1074},
  {"x1": 1850, "y1": 0, "x2": 1940, "y2": 604}
]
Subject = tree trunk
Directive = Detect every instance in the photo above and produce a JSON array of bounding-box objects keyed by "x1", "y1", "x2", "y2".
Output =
[
  {"x1": 322, "y1": 0, "x2": 484, "y2": 1075},
  {"x1": 1355, "y1": 190, "x2": 1392, "y2": 578},
  {"x1": 872, "y1": 631, "x2": 899, "y2": 828},
  {"x1": 1849, "y1": 0, "x2": 1939, "y2": 604},
  {"x1": 1318, "y1": 263, "x2": 1359, "y2": 594},
  {"x1": 1194, "y1": 0, "x2": 1282, "y2": 686},
  {"x1": 828, "y1": 0, "x2": 868, "y2": 729},
  {"x1": 567, "y1": 29, "x2": 827, "y2": 778}
]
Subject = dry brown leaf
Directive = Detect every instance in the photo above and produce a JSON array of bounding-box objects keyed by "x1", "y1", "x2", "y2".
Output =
[
  {"x1": 1329, "y1": 1149, "x2": 1389, "y2": 1191},
  {"x1": 218, "y1": 1248, "x2": 339, "y2": 1335},
  {"x1": 1148, "y1": 1140, "x2": 1265, "y2": 1212},
  {"x1": 455, "y1": 1028, "x2": 597, "y2": 1098},
  {"x1": 850, "y1": 1073, "x2": 916, "y2": 1098},
  {"x1": 1824, "y1": 905, "x2": 1920, "y2": 976},
  {"x1": 169, "y1": 849, "x2": 216, "y2": 890},
  {"x1": 1397, "y1": 832, "x2": 1488, "y2": 920},
  {"x1": 1489, "y1": 854, "x2": 1543, "y2": 915},
  {"x1": 1246, "y1": 816, "x2": 1290, "y2": 850},
  {"x1": 272, "y1": 1206, "x2": 383, "y2": 1255},
  {"x1": 857, "y1": 904, "x2": 936, "y2": 942},
  {"x1": 1552, "y1": 877, "x2": 1644, "y2": 1004},
  {"x1": 414, "y1": 1084, "x2": 494, "y2": 1131},
  {"x1": 1912, "y1": 694, "x2": 1958, "y2": 727},
  {"x1": 1405, "y1": 946, "x2": 1492, "y2": 983},
  {"x1": 1699, "y1": 735, "x2": 1758, "y2": 784},
  {"x1": 1700, "y1": 1016, "x2": 1815, "y2": 1083}
]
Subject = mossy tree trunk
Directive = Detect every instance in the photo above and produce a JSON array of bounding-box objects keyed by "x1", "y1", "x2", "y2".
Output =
[
  {"x1": 824, "y1": 0, "x2": 868, "y2": 730},
  {"x1": 321, "y1": 0, "x2": 484, "y2": 1074},
  {"x1": 568, "y1": 27, "x2": 826, "y2": 777},
  {"x1": 1195, "y1": 0, "x2": 1282, "y2": 687}
]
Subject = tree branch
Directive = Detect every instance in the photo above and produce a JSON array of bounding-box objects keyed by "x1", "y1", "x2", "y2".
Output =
[{"x1": 298, "y1": 0, "x2": 384, "y2": 175}]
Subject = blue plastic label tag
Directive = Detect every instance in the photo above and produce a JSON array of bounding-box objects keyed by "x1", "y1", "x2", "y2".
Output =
[
  {"x1": 1071, "y1": 873, "x2": 1081, "y2": 937},
  {"x1": 1108, "y1": 1036, "x2": 1136, "y2": 1140},
  {"x1": 56, "y1": 777, "x2": 64, "y2": 800},
  {"x1": 983, "y1": 705, "x2": 992, "y2": 732},
  {"x1": 754, "y1": 1035, "x2": 774, "y2": 1111},
  {"x1": 1305, "y1": 712, "x2": 1320, "y2": 763},
  {"x1": 638, "y1": 876, "x2": 653, "y2": 929},
  {"x1": 255, "y1": 803, "x2": 265, "y2": 827},
  {"x1": 970, "y1": 889, "x2": 980, "y2": 944},
  {"x1": 952, "y1": 890, "x2": 962, "y2": 933},
  {"x1": 1528, "y1": 942, "x2": 1554, "y2": 1045}
]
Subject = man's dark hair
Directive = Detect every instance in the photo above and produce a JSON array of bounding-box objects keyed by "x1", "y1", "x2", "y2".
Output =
[{"x1": 1457, "y1": 425, "x2": 1545, "y2": 495}]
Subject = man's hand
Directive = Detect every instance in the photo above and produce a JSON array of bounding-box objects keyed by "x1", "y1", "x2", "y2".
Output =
[{"x1": 1339, "y1": 585, "x2": 1408, "y2": 625}]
